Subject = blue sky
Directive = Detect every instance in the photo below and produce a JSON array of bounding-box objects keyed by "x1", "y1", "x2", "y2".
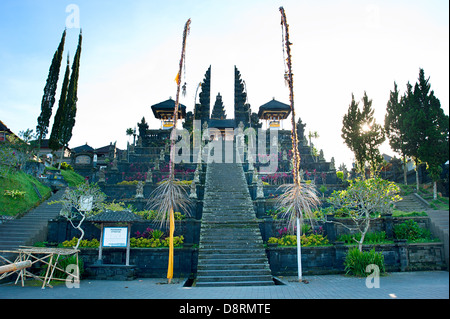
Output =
[{"x1": 0, "y1": 0, "x2": 448, "y2": 168}]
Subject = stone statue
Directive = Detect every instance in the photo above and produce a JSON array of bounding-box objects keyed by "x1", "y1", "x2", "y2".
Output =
[
  {"x1": 194, "y1": 168, "x2": 200, "y2": 183},
  {"x1": 256, "y1": 178, "x2": 264, "y2": 199},
  {"x1": 98, "y1": 168, "x2": 105, "y2": 183},
  {"x1": 252, "y1": 168, "x2": 259, "y2": 184},
  {"x1": 135, "y1": 181, "x2": 144, "y2": 198},
  {"x1": 111, "y1": 157, "x2": 118, "y2": 171},
  {"x1": 145, "y1": 167, "x2": 152, "y2": 183},
  {"x1": 159, "y1": 149, "x2": 165, "y2": 161},
  {"x1": 189, "y1": 180, "x2": 197, "y2": 199}
]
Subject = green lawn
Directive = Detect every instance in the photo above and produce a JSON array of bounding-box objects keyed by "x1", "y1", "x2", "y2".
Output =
[{"x1": 0, "y1": 170, "x2": 52, "y2": 217}]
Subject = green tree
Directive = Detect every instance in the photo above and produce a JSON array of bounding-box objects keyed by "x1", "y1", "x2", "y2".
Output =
[
  {"x1": 52, "y1": 182, "x2": 106, "y2": 249},
  {"x1": 413, "y1": 69, "x2": 449, "y2": 199},
  {"x1": 49, "y1": 55, "x2": 71, "y2": 154},
  {"x1": 400, "y1": 82, "x2": 423, "y2": 189},
  {"x1": 360, "y1": 93, "x2": 385, "y2": 177},
  {"x1": 327, "y1": 177, "x2": 401, "y2": 252},
  {"x1": 385, "y1": 82, "x2": 409, "y2": 184},
  {"x1": 342, "y1": 92, "x2": 384, "y2": 177},
  {"x1": 342, "y1": 94, "x2": 366, "y2": 176},
  {"x1": 36, "y1": 30, "x2": 66, "y2": 145},
  {"x1": 60, "y1": 31, "x2": 82, "y2": 156}
]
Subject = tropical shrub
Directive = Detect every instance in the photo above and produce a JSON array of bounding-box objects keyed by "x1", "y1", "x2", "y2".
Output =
[
  {"x1": 338, "y1": 231, "x2": 387, "y2": 245},
  {"x1": 62, "y1": 237, "x2": 100, "y2": 248},
  {"x1": 344, "y1": 247, "x2": 385, "y2": 277},
  {"x1": 40, "y1": 254, "x2": 84, "y2": 280},
  {"x1": 301, "y1": 234, "x2": 329, "y2": 247},
  {"x1": 130, "y1": 235, "x2": 184, "y2": 248},
  {"x1": 4, "y1": 189, "x2": 26, "y2": 199},
  {"x1": 135, "y1": 209, "x2": 185, "y2": 221},
  {"x1": 267, "y1": 234, "x2": 329, "y2": 247},
  {"x1": 394, "y1": 219, "x2": 431, "y2": 241}
]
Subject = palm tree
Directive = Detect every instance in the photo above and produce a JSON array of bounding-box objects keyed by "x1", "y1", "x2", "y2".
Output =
[
  {"x1": 308, "y1": 131, "x2": 320, "y2": 162},
  {"x1": 278, "y1": 7, "x2": 321, "y2": 282},
  {"x1": 126, "y1": 128, "x2": 134, "y2": 143},
  {"x1": 147, "y1": 19, "x2": 192, "y2": 284}
]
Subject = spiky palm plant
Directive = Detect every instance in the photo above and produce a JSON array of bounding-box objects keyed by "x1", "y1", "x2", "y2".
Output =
[
  {"x1": 147, "y1": 18, "x2": 191, "y2": 284},
  {"x1": 278, "y1": 7, "x2": 321, "y2": 282}
]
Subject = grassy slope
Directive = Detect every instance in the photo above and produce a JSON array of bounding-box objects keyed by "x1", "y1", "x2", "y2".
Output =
[
  {"x1": 0, "y1": 167, "x2": 86, "y2": 217},
  {"x1": 45, "y1": 167, "x2": 85, "y2": 187},
  {"x1": 0, "y1": 170, "x2": 52, "y2": 217}
]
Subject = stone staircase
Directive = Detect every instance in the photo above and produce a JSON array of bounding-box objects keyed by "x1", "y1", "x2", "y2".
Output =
[
  {"x1": 0, "y1": 190, "x2": 64, "y2": 261},
  {"x1": 395, "y1": 193, "x2": 430, "y2": 212},
  {"x1": 427, "y1": 210, "x2": 449, "y2": 269},
  {"x1": 195, "y1": 162, "x2": 274, "y2": 287}
]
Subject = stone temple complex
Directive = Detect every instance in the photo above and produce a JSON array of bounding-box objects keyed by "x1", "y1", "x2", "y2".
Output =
[
  {"x1": 1, "y1": 66, "x2": 446, "y2": 286},
  {"x1": 71, "y1": 65, "x2": 337, "y2": 185},
  {"x1": 53, "y1": 66, "x2": 340, "y2": 285}
]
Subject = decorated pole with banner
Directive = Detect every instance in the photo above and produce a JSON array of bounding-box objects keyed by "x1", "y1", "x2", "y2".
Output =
[
  {"x1": 277, "y1": 7, "x2": 321, "y2": 283},
  {"x1": 167, "y1": 19, "x2": 191, "y2": 284}
]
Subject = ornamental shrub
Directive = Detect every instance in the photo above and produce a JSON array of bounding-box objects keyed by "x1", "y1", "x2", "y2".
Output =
[
  {"x1": 267, "y1": 234, "x2": 329, "y2": 247},
  {"x1": 62, "y1": 237, "x2": 99, "y2": 248},
  {"x1": 344, "y1": 247, "x2": 385, "y2": 277},
  {"x1": 394, "y1": 219, "x2": 431, "y2": 241}
]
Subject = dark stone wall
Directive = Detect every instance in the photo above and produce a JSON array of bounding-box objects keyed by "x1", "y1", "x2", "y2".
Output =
[
  {"x1": 80, "y1": 247, "x2": 198, "y2": 279},
  {"x1": 266, "y1": 241, "x2": 446, "y2": 276}
]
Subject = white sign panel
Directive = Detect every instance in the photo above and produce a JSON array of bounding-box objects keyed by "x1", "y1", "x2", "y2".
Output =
[{"x1": 102, "y1": 227, "x2": 128, "y2": 248}]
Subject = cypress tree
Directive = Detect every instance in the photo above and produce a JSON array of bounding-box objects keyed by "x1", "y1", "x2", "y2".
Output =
[
  {"x1": 49, "y1": 54, "x2": 71, "y2": 153},
  {"x1": 60, "y1": 31, "x2": 82, "y2": 150},
  {"x1": 36, "y1": 29, "x2": 66, "y2": 143}
]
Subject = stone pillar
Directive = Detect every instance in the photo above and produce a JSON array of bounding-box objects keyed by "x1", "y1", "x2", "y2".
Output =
[
  {"x1": 184, "y1": 218, "x2": 195, "y2": 245},
  {"x1": 333, "y1": 241, "x2": 346, "y2": 272},
  {"x1": 262, "y1": 216, "x2": 274, "y2": 241},
  {"x1": 324, "y1": 213, "x2": 337, "y2": 242},
  {"x1": 384, "y1": 212, "x2": 394, "y2": 239},
  {"x1": 395, "y1": 239, "x2": 409, "y2": 271},
  {"x1": 255, "y1": 199, "x2": 266, "y2": 218}
]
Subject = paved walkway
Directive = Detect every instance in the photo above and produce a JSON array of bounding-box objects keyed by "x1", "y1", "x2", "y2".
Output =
[{"x1": 1, "y1": 271, "x2": 448, "y2": 300}]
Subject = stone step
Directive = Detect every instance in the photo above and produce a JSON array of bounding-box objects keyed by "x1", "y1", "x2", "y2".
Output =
[
  {"x1": 197, "y1": 262, "x2": 269, "y2": 271},
  {"x1": 198, "y1": 256, "x2": 269, "y2": 264},
  {"x1": 196, "y1": 162, "x2": 273, "y2": 287},
  {"x1": 199, "y1": 243, "x2": 264, "y2": 250},
  {"x1": 0, "y1": 189, "x2": 64, "y2": 252},
  {"x1": 196, "y1": 274, "x2": 274, "y2": 284},
  {"x1": 0, "y1": 222, "x2": 47, "y2": 230},
  {"x1": 197, "y1": 269, "x2": 272, "y2": 280},
  {"x1": 195, "y1": 280, "x2": 274, "y2": 287}
]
